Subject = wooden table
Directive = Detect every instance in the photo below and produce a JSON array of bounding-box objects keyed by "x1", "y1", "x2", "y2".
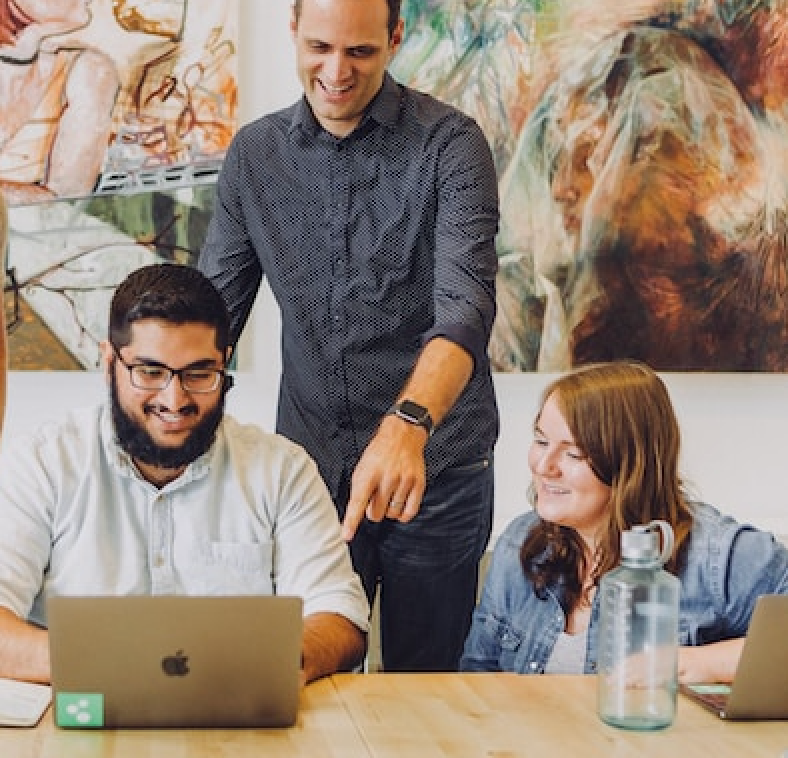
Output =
[
  {"x1": 332, "y1": 673, "x2": 788, "y2": 757},
  {"x1": 0, "y1": 677, "x2": 367, "y2": 758},
  {"x1": 2, "y1": 674, "x2": 787, "y2": 757}
]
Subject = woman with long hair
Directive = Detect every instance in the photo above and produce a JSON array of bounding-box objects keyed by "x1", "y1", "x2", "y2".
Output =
[{"x1": 461, "y1": 361, "x2": 788, "y2": 683}]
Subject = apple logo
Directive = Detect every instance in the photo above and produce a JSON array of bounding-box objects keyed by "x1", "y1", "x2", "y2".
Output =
[{"x1": 161, "y1": 649, "x2": 190, "y2": 676}]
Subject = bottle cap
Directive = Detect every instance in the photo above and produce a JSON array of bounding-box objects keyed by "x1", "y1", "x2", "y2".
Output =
[{"x1": 621, "y1": 520, "x2": 674, "y2": 568}]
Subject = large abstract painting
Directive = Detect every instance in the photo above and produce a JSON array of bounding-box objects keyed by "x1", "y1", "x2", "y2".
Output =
[
  {"x1": 2, "y1": 0, "x2": 238, "y2": 369},
  {"x1": 392, "y1": 0, "x2": 788, "y2": 372}
]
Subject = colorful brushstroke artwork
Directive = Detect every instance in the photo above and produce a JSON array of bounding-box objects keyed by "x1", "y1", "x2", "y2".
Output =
[
  {"x1": 0, "y1": 0, "x2": 237, "y2": 205},
  {"x1": 5, "y1": 186, "x2": 215, "y2": 369},
  {"x1": 0, "y1": 0, "x2": 238, "y2": 370},
  {"x1": 392, "y1": 0, "x2": 788, "y2": 372}
]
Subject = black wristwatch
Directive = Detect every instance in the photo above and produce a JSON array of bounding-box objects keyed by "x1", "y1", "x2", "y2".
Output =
[{"x1": 386, "y1": 400, "x2": 435, "y2": 437}]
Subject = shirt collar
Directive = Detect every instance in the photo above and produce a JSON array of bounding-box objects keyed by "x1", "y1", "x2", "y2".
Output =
[{"x1": 290, "y1": 72, "x2": 403, "y2": 139}]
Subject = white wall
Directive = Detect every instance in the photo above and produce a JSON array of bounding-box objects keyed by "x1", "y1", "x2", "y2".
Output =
[{"x1": 6, "y1": 0, "x2": 788, "y2": 540}]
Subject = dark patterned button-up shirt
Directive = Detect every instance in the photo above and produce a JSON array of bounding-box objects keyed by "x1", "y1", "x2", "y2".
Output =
[{"x1": 199, "y1": 74, "x2": 500, "y2": 499}]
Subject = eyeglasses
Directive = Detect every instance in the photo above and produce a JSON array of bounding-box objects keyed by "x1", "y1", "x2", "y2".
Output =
[{"x1": 112, "y1": 346, "x2": 227, "y2": 394}]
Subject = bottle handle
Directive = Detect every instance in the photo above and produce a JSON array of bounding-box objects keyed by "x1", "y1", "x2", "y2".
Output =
[{"x1": 648, "y1": 520, "x2": 675, "y2": 567}]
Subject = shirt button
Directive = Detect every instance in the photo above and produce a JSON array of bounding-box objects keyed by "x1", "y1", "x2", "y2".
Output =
[{"x1": 529, "y1": 661, "x2": 539, "y2": 672}]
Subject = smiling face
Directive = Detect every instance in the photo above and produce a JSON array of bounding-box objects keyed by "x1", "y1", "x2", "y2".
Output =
[
  {"x1": 528, "y1": 391, "x2": 611, "y2": 548},
  {"x1": 101, "y1": 319, "x2": 228, "y2": 486},
  {"x1": 291, "y1": 0, "x2": 403, "y2": 137}
]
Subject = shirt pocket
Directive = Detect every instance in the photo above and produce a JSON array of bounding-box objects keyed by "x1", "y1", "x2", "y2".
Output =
[{"x1": 183, "y1": 541, "x2": 274, "y2": 595}]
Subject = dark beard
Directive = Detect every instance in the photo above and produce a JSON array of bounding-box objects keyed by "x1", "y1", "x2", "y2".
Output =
[{"x1": 109, "y1": 367, "x2": 225, "y2": 471}]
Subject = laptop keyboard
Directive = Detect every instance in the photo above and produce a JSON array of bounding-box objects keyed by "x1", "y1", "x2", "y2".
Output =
[
  {"x1": 682, "y1": 683, "x2": 732, "y2": 715},
  {"x1": 692, "y1": 690, "x2": 729, "y2": 711}
]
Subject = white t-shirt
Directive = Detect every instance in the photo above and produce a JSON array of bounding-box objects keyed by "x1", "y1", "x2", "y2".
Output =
[{"x1": 545, "y1": 629, "x2": 589, "y2": 675}]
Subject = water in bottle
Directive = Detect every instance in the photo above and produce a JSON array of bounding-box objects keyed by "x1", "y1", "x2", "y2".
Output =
[{"x1": 597, "y1": 520, "x2": 680, "y2": 730}]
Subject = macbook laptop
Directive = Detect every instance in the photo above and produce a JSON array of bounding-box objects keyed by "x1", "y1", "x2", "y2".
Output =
[
  {"x1": 680, "y1": 594, "x2": 788, "y2": 720},
  {"x1": 47, "y1": 594, "x2": 303, "y2": 729}
]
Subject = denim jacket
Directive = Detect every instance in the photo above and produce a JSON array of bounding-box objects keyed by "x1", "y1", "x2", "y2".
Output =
[{"x1": 460, "y1": 503, "x2": 788, "y2": 673}]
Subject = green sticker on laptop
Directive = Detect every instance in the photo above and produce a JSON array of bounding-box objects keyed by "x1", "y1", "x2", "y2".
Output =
[
  {"x1": 55, "y1": 693, "x2": 104, "y2": 728},
  {"x1": 687, "y1": 684, "x2": 732, "y2": 696}
]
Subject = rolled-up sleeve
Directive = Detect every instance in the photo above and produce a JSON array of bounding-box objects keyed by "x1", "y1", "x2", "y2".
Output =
[{"x1": 426, "y1": 116, "x2": 500, "y2": 368}]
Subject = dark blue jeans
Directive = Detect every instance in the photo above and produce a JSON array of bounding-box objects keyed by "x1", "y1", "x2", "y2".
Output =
[{"x1": 343, "y1": 454, "x2": 494, "y2": 672}]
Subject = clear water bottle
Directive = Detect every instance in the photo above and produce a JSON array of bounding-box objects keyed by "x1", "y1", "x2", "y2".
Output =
[{"x1": 597, "y1": 520, "x2": 680, "y2": 730}]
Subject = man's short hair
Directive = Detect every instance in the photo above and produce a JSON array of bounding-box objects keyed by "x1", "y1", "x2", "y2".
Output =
[
  {"x1": 292, "y1": 0, "x2": 402, "y2": 37},
  {"x1": 109, "y1": 263, "x2": 231, "y2": 353}
]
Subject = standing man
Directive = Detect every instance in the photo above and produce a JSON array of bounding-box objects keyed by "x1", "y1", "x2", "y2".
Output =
[{"x1": 199, "y1": 0, "x2": 499, "y2": 671}]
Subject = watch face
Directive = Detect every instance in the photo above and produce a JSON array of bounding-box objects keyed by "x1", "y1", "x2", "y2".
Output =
[
  {"x1": 392, "y1": 400, "x2": 434, "y2": 436},
  {"x1": 397, "y1": 400, "x2": 428, "y2": 423}
]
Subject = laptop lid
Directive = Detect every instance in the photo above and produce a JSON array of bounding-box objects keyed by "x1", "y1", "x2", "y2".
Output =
[
  {"x1": 681, "y1": 594, "x2": 788, "y2": 720},
  {"x1": 47, "y1": 595, "x2": 303, "y2": 729}
]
